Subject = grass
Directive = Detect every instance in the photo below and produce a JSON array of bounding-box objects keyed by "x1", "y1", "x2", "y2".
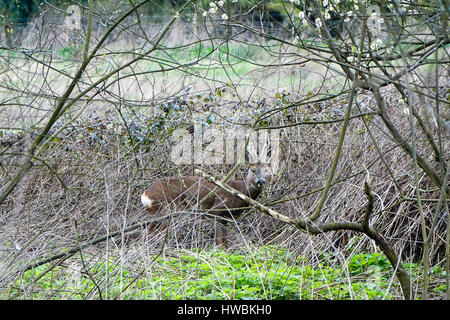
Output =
[{"x1": 5, "y1": 246, "x2": 446, "y2": 300}]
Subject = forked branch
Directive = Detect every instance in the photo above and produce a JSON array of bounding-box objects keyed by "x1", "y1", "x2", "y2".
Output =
[{"x1": 195, "y1": 169, "x2": 413, "y2": 300}]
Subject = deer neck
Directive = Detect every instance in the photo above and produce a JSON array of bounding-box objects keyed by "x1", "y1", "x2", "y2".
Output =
[{"x1": 246, "y1": 183, "x2": 262, "y2": 199}]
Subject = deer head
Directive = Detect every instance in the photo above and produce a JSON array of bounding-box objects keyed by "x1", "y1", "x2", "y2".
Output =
[{"x1": 244, "y1": 166, "x2": 266, "y2": 197}]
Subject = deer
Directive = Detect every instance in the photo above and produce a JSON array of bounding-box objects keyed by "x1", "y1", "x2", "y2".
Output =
[{"x1": 140, "y1": 166, "x2": 267, "y2": 246}]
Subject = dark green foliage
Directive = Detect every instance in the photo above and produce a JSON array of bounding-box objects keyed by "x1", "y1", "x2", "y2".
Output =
[
  {"x1": 10, "y1": 247, "x2": 445, "y2": 300},
  {"x1": 0, "y1": 0, "x2": 35, "y2": 23},
  {"x1": 0, "y1": 0, "x2": 90, "y2": 23}
]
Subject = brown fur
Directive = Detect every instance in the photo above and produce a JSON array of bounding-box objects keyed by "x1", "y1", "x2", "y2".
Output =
[{"x1": 141, "y1": 169, "x2": 265, "y2": 245}]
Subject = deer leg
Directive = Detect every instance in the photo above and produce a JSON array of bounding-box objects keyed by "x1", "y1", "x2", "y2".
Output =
[
  {"x1": 144, "y1": 204, "x2": 170, "y2": 243},
  {"x1": 215, "y1": 217, "x2": 228, "y2": 247},
  {"x1": 156, "y1": 219, "x2": 169, "y2": 237}
]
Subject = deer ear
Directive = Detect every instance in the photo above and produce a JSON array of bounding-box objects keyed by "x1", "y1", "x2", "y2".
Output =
[{"x1": 245, "y1": 168, "x2": 257, "y2": 182}]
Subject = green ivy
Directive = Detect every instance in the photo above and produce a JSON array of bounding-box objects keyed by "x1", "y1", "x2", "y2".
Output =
[{"x1": 9, "y1": 247, "x2": 443, "y2": 300}]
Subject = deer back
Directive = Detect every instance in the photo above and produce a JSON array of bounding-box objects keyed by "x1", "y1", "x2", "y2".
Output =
[
  {"x1": 141, "y1": 176, "x2": 216, "y2": 213},
  {"x1": 141, "y1": 167, "x2": 266, "y2": 217}
]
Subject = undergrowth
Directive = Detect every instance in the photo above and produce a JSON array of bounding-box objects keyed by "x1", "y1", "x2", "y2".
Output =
[{"x1": 5, "y1": 246, "x2": 446, "y2": 300}]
